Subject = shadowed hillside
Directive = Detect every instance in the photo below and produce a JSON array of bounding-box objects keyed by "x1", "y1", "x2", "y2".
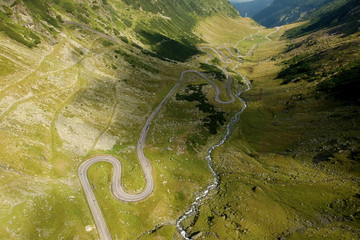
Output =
[
  {"x1": 253, "y1": 0, "x2": 336, "y2": 27},
  {"x1": 231, "y1": 0, "x2": 273, "y2": 17}
]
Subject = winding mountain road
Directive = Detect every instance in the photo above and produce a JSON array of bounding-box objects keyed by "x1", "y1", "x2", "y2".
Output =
[
  {"x1": 78, "y1": 24, "x2": 280, "y2": 239},
  {"x1": 78, "y1": 47, "x2": 238, "y2": 240}
]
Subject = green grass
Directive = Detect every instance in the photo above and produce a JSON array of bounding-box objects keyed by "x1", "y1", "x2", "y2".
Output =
[
  {"x1": 114, "y1": 48, "x2": 160, "y2": 73},
  {"x1": 277, "y1": 29, "x2": 360, "y2": 105},
  {"x1": 199, "y1": 63, "x2": 226, "y2": 81},
  {"x1": 178, "y1": 17, "x2": 360, "y2": 239},
  {"x1": 176, "y1": 84, "x2": 226, "y2": 135},
  {"x1": 0, "y1": 11, "x2": 41, "y2": 48},
  {"x1": 86, "y1": 148, "x2": 212, "y2": 239},
  {"x1": 123, "y1": 53, "x2": 159, "y2": 74},
  {"x1": 0, "y1": 170, "x2": 95, "y2": 239},
  {"x1": 0, "y1": 56, "x2": 16, "y2": 76},
  {"x1": 136, "y1": 30, "x2": 200, "y2": 62},
  {"x1": 22, "y1": 0, "x2": 60, "y2": 28},
  {"x1": 317, "y1": 61, "x2": 360, "y2": 103},
  {"x1": 283, "y1": 0, "x2": 360, "y2": 38}
]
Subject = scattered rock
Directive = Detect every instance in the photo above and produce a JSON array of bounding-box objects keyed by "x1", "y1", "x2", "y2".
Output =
[{"x1": 85, "y1": 225, "x2": 94, "y2": 232}]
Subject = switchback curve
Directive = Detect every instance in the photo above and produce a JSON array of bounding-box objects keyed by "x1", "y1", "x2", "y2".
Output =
[{"x1": 78, "y1": 47, "x2": 240, "y2": 240}]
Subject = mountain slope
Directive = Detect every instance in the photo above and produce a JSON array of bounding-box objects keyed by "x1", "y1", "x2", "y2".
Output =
[
  {"x1": 278, "y1": 0, "x2": 360, "y2": 105},
  {"x1": 284, "y1": 0, "x2": 360, "y2": 37},
  {"x1": 230, "y1": 0, "x2": 273, "y2": 17},
  {"x1": 177, "y1": 21, "x2": 360, "y2": 239},
  {"x1": 0, "y1": 0, "x2": 255, "y2": 239},
  {"x1": 253, "y1": 0, "x2": 336, "y2": 27},
  {"x1": 0, "y1": 0, "x2": 239, "y2": 61},
  {"x1": 182, "y1": 3, "x2": 360, "y2": 239}
]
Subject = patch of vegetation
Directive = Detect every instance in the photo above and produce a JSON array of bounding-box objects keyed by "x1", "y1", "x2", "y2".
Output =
[
  {"x1": 22, "y1": 0, "x2": 60, "y2": 28},
  {"x1": 141, "y1": 49, "x2": 169, "y2": 62},
  {"x1": 317, "y1": 62, "x2": 360, "y2": 103},
  {"x1": 0, "y1": 60, "x2": 15, "y2": 76},
  {"x1": 114, "y1": 49, "x2": 125, "y2": 55},
  {"x1": 199, "y1": 63, "x2": 226, "y2": 81},
  {"x1": 136, "y1": 30, "x2": 200, "y2": 62},
  {"x1": 2, "y1": 5, "x2": 13, "y2": 15},
  {"x1": 119, "y1": 36, "x2": 128, "y2": 43},
  {"x1": 231, "y1": 73, "x2": 244, "y2": 84},
  {"x1": 61, "y1": 1, "x2": 76, "y2": 13},
  {"x1": 136, "y1": 30, "x2": 168, "y2": 45},
  {"x1": 277, "y1": 54, "x2": 318, "y2": 85},
  {"x1": 56, "y1": 15, "x2": 63, "y2": 23},
  {"x1": 155, "y1": 38, "x2": 200, "y2": 62},
  {"x1": 131, "y1": 42, "x2": 142, "y2": 49},
  {"x1": 112, "y1": 28, "x2": 120, "y2": 36},
  {"x1": 102, "y1": 39, "x2": 114, "y2": 47},
  {"x1": 277, "y1": 41, "x2": 360, "y2": 87},
  {"x1": 0, "y1": 11, "x2": 41, "y2": 48},
  {"x1": 123, "y1": 54, "x2": 159, "y2": 73},
  {"x1": 122, "y1": 0, "x2": 238, "y2": 35},
  {"x1": 114, "y1": 49, "x2": 159, "y2": 73},
  {"x1": 313, "y1": 151, "x2": 334, "y2": 164},
  {"x1": 77, "y1": 14, "x2": 90, "y2": 24},
  {"x1": 176, "y1": 84, "x2": 226, "y2": 134},
  {"x1": 121, "y1": 17, "x2": 132, "y2": 28},
  {"x1": 51, "y1": 0, "x2": 91, "y2": 24},
  {"x1": 210, "y1": 57, "x2": 220, "y2": 65},
  {"x1": 92, "y1": 5, "x2": 100, "y2": 11}
]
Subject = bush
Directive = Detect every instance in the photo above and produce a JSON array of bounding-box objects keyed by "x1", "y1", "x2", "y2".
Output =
[
  {"x1": 176, "y1": 84, "x2": 226, "y2": 134},
  {"x1": 62, "y1": 2, "x2": 75, "y2": 13},
  {"x1": 122, "y1": 53, "x2": 159, "y2": 73},
  {"x1": 199, "y1": 63, "x2": 226, "y2": 81},
  {"x1": 102, "y1": 40, "x2": 114, "y2": 47}
]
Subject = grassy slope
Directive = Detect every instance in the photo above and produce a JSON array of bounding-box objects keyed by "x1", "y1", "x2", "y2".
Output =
[
  {"x1": 283, "y1": 0, "x2": 360, "y2": 37},
  {"x1": 181, "y1": 16, "x2": 360, "y2": 240},
  {"x1": 1, "y1": 0, "x2": 238, "y2": 62},
  {"x1": 0, "y1": 0, "x2": 250, "y2": 239}
]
